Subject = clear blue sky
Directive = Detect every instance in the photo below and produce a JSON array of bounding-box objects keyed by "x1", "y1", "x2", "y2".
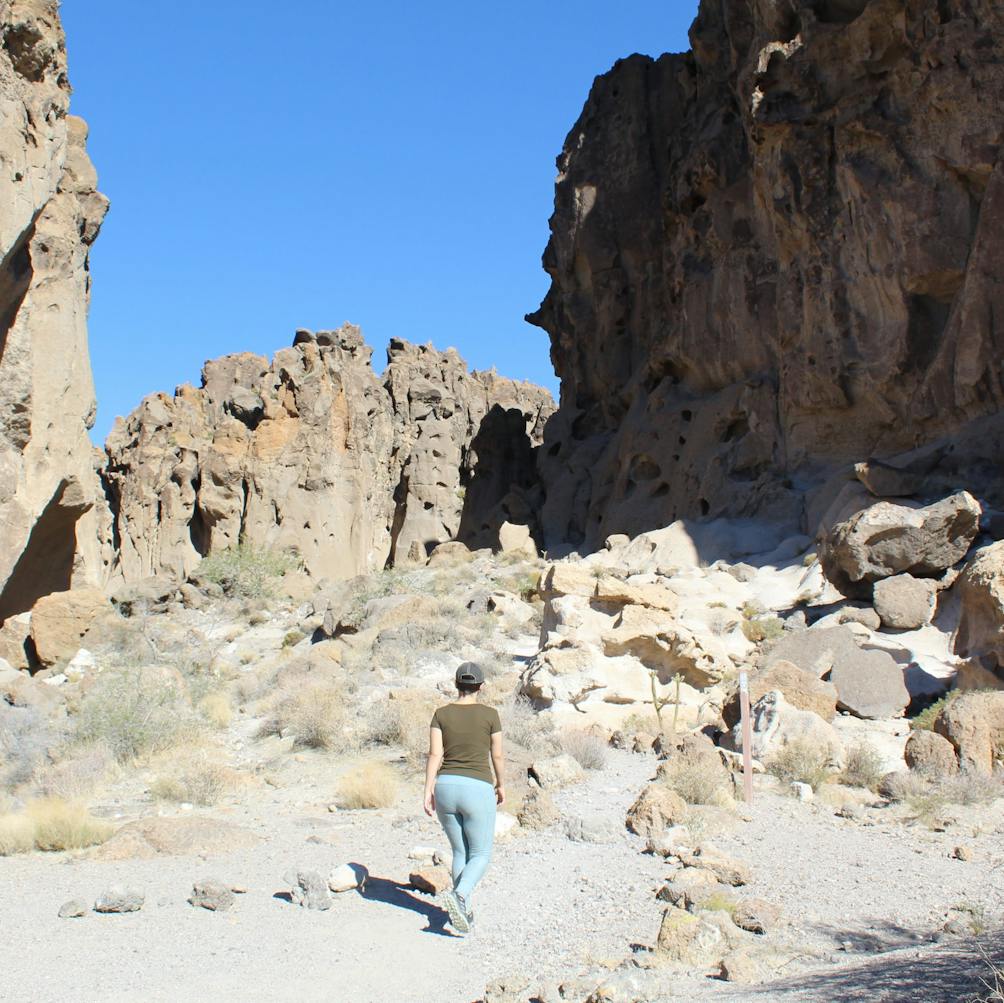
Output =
[{"x1": 62, "y1": 2, "x2": 699, "y2": 443}]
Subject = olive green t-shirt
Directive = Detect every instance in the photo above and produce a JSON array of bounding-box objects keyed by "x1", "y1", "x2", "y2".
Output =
[{"x1": 431, "y1": 703, "x2": 501, "y2": 786}]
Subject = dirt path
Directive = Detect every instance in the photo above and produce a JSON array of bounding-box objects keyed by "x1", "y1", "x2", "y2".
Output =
[{"x1": 1, "y1": 751, "x2": 664, "y2": 1003}]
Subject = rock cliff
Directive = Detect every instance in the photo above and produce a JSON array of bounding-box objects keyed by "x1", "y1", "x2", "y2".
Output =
[
  {"x1": 102, "y1": 326, "x2": 553, "y2": 584},
  {"x1": 530, "y1": 0, "x2": 1004, "y2": 549},
  {"x1": 0, "y1": 0, "x2": 109, "y2": 621}
]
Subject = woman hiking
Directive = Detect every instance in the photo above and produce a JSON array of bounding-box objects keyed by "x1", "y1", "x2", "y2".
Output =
[{"x1": 423, "y1": 661, "x2": 505, "y2": 935}]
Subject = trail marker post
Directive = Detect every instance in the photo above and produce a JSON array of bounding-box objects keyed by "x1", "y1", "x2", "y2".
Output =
[{"x1": 739, "y1": 670, "x2": 753, "y2": 805}]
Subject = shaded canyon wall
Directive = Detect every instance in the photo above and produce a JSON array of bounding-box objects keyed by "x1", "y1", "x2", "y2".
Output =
[{"x1": 530, "y1": 0, "x2": 1004, "y2": 549}]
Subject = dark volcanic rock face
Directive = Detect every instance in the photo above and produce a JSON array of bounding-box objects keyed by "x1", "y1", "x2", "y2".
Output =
[{"x1": 530, "y1": 0, "x2": 1004, "y2": 548}]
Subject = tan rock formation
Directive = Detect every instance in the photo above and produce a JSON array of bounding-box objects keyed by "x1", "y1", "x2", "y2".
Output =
[
  {"x1": 0, "y1": 1, "x2": 109, "y2": 622},
  {"x1": 530, "y1": 0, "x2": 1004, "y2": 549},
  {"x1": 102, "y1": 327, "x2": 553, "y2": 584}
]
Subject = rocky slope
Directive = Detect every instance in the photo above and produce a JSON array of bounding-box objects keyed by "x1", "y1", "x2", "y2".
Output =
[
  {"x1": 530, "y1": 0, "x2": 1004, "y2": 549},
  {"x1": 0, "y1": 0, "x2": 109, "y2": 621},
  {"x1": 102, "y1": 326, "x2": 553, "y2": 585}
]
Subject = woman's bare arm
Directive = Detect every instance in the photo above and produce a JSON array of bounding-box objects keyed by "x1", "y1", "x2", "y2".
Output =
[
  {"x1": 423, "y1": 726, "x2": 444, "y2": 816},
  {"x1": 490, "y1": 731, "x2": 505, "y2": 805}
]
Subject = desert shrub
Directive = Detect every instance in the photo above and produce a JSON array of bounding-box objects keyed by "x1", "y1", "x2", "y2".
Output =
[
  {"x1": 0, "y1": 813, "x2": 35, "y2": 855},
  {"x1": 561, "y1": 730, "x2": 608, "y2": 771},
  {"x1": 282, "y1": 629, "x2": 306, "y2": 648},
  {"x1": 74, "y1": 670, "x2": 195, "y2": 763},
  {"x1": 26, "y1": 798, "x2": 113, "y2": 851},
  {"x1": 150, "y1": 754, "x2": 238, "y2": 806},
  {"x1": 197, "y1": 543, "x2": 299, "y2": 599},
  {"x1": 361, "y1": 693, "x2": 440, "y2": 769},
  {"x1": 767, "y1": 739, "x2": 832, "y2": 792},
  {"x1": 337, "y1": 761, "x2": 399, "y2": 809},
  {"x1": 840, "y1": 742, "x2": 885, "y2": 791},
  {"x1": 660, "y1": 756, "x2": 732, "y2": 806},
  {"x1": 497, "y1": 693, "x2": 559, "y2": 756},
  {"x1": 35, "y1": 744, "x2": 117, "y2": 801},
  {"x1": 884, "y1": 768, "x2": 1004, "y2": 827},
  {"x1": 741, "y1": 615, "x2": 784, "y2": 643},
  {"x1": 262, "y1": 685, "x2": 353, "y2": 753},
  {"x1": 910, "y1": 692, "x2": 959, "y2": 732},
  {"x1": 0, "y1": 703, "x2": 57, "y2": 790},
  {"x1": 620, "y1": 711, "x2": 660, "y2": 735},
  {"x1": 198, "y1": 691, "x2": 233, "y2": 729}
]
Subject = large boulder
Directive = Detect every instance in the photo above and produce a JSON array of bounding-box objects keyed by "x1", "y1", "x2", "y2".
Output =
[
  {"x1": 933, "y1": 691, "x2": 1004, "y2": 775},
  {"x1": 953, "y1": 542, "x2": 1004, "y2": 674},
  {"x1": 819, "y1": 493, "x2": 981, "y2": 598},
  {"x1": 724, "y1": 691, "x2": 845, "y2": 769},
  {"x1": 873, "y1": 574, "x2": 937, "y2": 630},
  {"x1": 601, "y1": 604, "x2": 730, "y2": 688},
  {"x1": 92, "y1": 816, "x2": 261, "y2": 860},
  {"x1": 625, "y1": 784, "x2": 688, "y2": 838},
  {"x1": 722, "y1": 660, "x2": 837, "y2": 729},
  {"x1": 761, "y1": 626, "x2": 861, "y2": 679},
  {"x1": 828, "y1": 649, "x2": 910, "y2": 720},
  {"x1": 29, "y1": 588, "x2": 114, "y2": 665},
  {"x1": 904, "y1": 729, "x2": 958, "y2": 777}
]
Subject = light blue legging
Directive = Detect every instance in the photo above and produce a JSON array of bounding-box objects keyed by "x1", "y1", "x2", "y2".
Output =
[{"x1": 434, "y1": 774, "x2": 496, "y2": 902}]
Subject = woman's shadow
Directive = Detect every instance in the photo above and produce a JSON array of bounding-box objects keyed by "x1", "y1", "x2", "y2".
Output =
[{"x1": 357, "y1": 870, "x2": 455, "y2": 937}]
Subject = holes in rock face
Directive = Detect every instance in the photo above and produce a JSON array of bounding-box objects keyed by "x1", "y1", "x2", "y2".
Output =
[
  {"x1": 652, "y1": 483, "x2": 670, "y2": 498},
  {"x1": 810, "y1": 0, "x2": 869, "y2": 24},
  {"x1": 721, "y1": 416, "x2": 749, "y2": 443},
  {"x1": 807, "y1": 355, "x2": 816, "y2": 366},
  {"x1": 699, "y1": 498, "x2": 710, "y2": 516},
  {"x1": 423, "y1": 501, "x2": 434, "y2": 511},
  {"x1": 547, "y1": 442, "x2": 561, "y2": 457},
  {"x1": 937, "y1": 0, "x2": 952, "y2": 23},
  {"x1": 627, "y1": 454, "x2": 661, "y2": 483},
  {"x1": 681, "y1": 410, "x2": 692, "y2": 422},
  {"x1": 678, "y1": 436, "x2": 687, "y2": 446},
  {"x1": 672, "y1": 454, "x2": 680, "y2": 462}
]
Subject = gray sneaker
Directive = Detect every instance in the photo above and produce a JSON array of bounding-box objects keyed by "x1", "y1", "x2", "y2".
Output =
[{"x1": 441, "y1": 890, "x2": 470, "y2": 934}]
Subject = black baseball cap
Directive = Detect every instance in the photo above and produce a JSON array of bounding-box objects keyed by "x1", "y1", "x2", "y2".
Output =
[{"x1": 455, "y1": 662, "x2": 485, "y2": 686}]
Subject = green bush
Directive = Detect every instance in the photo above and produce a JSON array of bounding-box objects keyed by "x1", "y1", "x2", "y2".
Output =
[{"x1": 197, "y1": 543, "x2": 299, "y2": 598}]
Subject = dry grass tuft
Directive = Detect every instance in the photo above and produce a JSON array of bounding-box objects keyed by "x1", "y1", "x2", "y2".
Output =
[
  {"x1": 0, "y1": 813, "x2": 35, "y2": 855},
  {"x1": 261, "y1": 685, "x2": 354, "y2": 753},
  {"x1": 35, "y1": 744, "x2": 117, "y2": 801},
  {"x1": 150, "y1": 752, "x2": 241, "y2": 806},
  {"x1": 767, "y1": 739, "x2": 833, "y2": 792},
  {"x1": 839, "y1": 742, "x2": 885, "y2": 792},
  {"x1": 25, "y1": 798, "x2": 113, "y2": 851},
  {"x1": 198, "y1": 691, "x2": 233, "y2": 730},
  {"x1": 561, "y1": 730, "x2": 608, "y2": 771},
  {"x1": 496, "y1": 692, "x2": 559, "y2": 756},
  {"x1": 337, "y1": 761, "x2": 399, "y2": 809},
  {"x1": 660, "y1": 756, "x2": 733, "y2": 806},
  {"x1": 975, "y1": 944, "x2": 1004, "y2": 1003},
  {"x1": 884, "y1": 768, "x2": 1004, "y2": 827}
]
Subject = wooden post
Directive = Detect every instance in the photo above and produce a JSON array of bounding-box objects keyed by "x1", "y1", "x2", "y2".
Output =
[{"x1": 739, "y1": 670, "x2": 753, "y2": 805}]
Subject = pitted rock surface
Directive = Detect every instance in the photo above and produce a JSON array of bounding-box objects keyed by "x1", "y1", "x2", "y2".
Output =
[
  {"x1": 102, "y1": 329, "x2": 553, "y2": 584},
  {"x1": 530, "y1": 1, "x2": 1004, "y2": 548}
]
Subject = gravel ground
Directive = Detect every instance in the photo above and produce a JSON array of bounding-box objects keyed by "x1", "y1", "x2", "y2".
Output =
[
  {"x1": 2, "y1": 747, "x2": 1002, "y2": 1003},
  {"x1": 0, "y1": 750, "x2": 665, "y2": 1003}
]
